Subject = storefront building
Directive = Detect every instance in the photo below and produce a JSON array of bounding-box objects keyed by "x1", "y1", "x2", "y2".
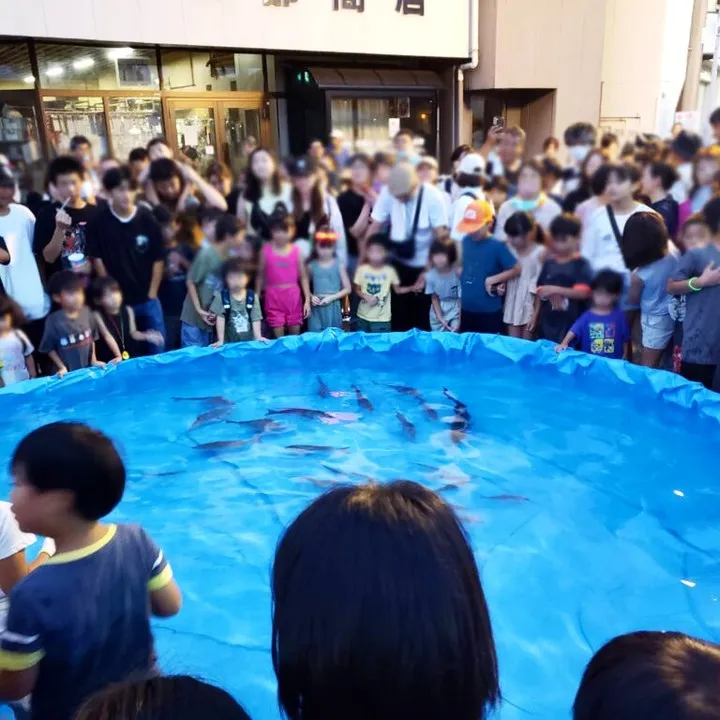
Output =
[{"x1": 0, "y1": 0, "x2": 472, "y2": 191}]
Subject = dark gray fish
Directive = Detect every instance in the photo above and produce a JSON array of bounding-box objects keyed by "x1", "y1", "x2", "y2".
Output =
[
  {"x1": 396, "y1": 412, "x2": 416, "y2": 441},
  {"x1": 299, "y1": 476, "x2": 339, "y2": 489},
  {"x1": 195, "y1": 437, "x2": 259, "y2": 452},
  {"x1": 317, "y1": 376, "x2": 330, "y2": 398},
  {"x1": 267, "y1": 408, "x2": 332, "y2": 419},
  {"x1": 352, "y1": 385, "x2": 374, "y2": 412},
  {"x1": 377, "y1": 381, "x2": 420, "y2": 397},
  {"x1": 417, "y1": 397, "x2": 439, "y2": 421},
  {"x1": 320, "y1": 464, "x2": 378, "y2": 483},
  {"x1": 443, "y1": 387, "x2": 468, "y2": 412},
  {"x1": 487, "y1": 494, "x2": 529, "y2": 502},
  {"x1": 141, "y1": 470, "x2": 183, "y2": 478},
  {"x1": 190, "y1": 406, "x2": 233, "y2": 430},
  {"x1": 174, "y1": 395, "x2": 234, "y2": 407},
  {"x1": 225, "y1": 419, "x2": 283, "y2": 432},
  {"x1": 286, "y1": 445, "x2": 350, "y2": 454}
]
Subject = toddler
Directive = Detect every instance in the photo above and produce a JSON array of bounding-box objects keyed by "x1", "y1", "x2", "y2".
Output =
[
  {"x1": 425, "y1": 241, "x2": 461, "y2": 332},
  {"x1": 307, "y1": 227, "x2": 351, "y2": 332}
]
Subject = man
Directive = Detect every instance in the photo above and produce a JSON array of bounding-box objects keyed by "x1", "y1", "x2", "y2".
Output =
[
  {"x1": 129, "y1": 147, "x2": 150, "y2": 183},
  {"x1": 86, "y1": 166, "x2": 166, "y2": 350},
  {"x1": 33, "y1": 155, "x2": 99, "y2": 283},
  {"x1": 147, "y1": 158, "x2": 228, "y2": 213},
  {"x1": 484, "y1": 125, "x2": 526, "y2": 194},
  {"x1": 69, "y1": 135, "x2": 100, "y2": 202},
  {"x1": 328, "y1": 130, "x2": 351, "y2": 170},
  {"x1": 364, "y1": 163, "x2": 448, "y2": 331}
]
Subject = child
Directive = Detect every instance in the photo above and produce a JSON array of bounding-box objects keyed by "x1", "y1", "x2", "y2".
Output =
[
  {"x1": 256, "y1": 210, "x2": 310, "y2": 338},
  {"x1": 39, "y1": 270, "x2": 111, "y2": 378},
  {"x1": 667, "y1": 196, "x2": 720, "y2": 390},
  {"x1": 487, "y1": 177, "x2": 509, "y2": 213},
  {"x1": 210, "y1": 258, "x2": 266, "y2": 346},
  {"x1": 354, "y1": 235, "x2": 413, "y2": 333},
  {"x1": 555, "y1": 270, "x2": 630, "y2": 359},
  {"x1": 307, "y1": 227, "x2": 351, "y2": 332},
  {"x1": 678, "y1": 147, "x2": 720, "y2": 229},
  {"x1": 0, "y1": 423, "x2": 182, "y2": 720},
  {"x1": 455, "y1": 199, "x2": 520, "y2": 334},
  {"x1": 502, "y1": 212, "x2": 545, "y2": 338},
  {"x1": 425, "y1": 241, "x2": 461, "y2": 332},
  {"x1": 92, "y1": 277, "x2": 163, "y2": 363},
  {"x1": 531, "y1": 214, "x2": 593, "y2": 343},
  {"x1": 179, "y1": 214, "x2": 240, "y2": 348},
  {"x1": 678, "y1": 212, "x2": 711, "y2": 253},
  {"x1": 640, "y1": 162, "x2": 679, "y2": 238},
  {"x1": 0, "y1": 295, "x2": 36, "y2": 385}
]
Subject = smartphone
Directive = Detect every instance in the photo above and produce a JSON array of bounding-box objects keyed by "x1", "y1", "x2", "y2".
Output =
[{"x1": 492, "y1": 115, "x2": 505, "y2": 130}]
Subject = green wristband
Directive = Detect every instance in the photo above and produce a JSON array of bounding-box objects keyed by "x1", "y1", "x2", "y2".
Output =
[{"x1": 688, "y1": 277, "x2": 702, "y2": 292}]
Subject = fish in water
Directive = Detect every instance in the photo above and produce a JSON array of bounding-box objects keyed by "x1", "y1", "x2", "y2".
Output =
[
  {"x1": 377, "y1": 381, "x2": 420, "y2": 398},
  {"x1": 286, "y1": 445, "x2": 350, "y2": 455},
  {"x1": 415, "y1": 394, "x2": 439, "y2": 421},
  {"x1": 190, "y1": 406, "x2": 233, "y2": 429},
  {"x1": 225, "y1": 419, "x2": 284, "y2": 433},
  {"x1": 194, "y1": 436, "x2": 260, "y2": 452},
  {"x1": 173, "y1": 395, "x2": 234, "y2": 407},
  {"x1": 320, "y1": 464, "x2": 378, "y2": 483},
  {"x1": 487, "y1": 494, "x2": 529, "y2": 502},
  {"x1": 317, "y1": 376, "x2": 330, "y2": 398},
  {"x1": 443, "y1": 387, "x2": 468, "y2": 412},
  {"x1": 141, "y1": 470, "x2": 183, "y2": 478},
  {"x1": 396, "y1": 412, "x2": 416, "y2": 441},
  {"x1": 267, "y1": 408, "x2": 361, "y2": 424},
  {"x1": 443, "y1": 388, "x2": 471, "y2": 444},
  {"x1": 352, "y1": 385, "x2": 374, "y2": 412}
]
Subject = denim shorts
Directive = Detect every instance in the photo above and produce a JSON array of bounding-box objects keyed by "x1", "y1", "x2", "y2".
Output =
[{"x1": 641, "y1": 313, "x2": 675, "y2": 350}]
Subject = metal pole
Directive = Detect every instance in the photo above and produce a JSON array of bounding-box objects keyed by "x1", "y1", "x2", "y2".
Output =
[
  {"x1": 680, "y1": 0, "x2": 708, "y2": 111},
  {"x1": 705, "y1": 21, "x2": 720, "y2": 142}
]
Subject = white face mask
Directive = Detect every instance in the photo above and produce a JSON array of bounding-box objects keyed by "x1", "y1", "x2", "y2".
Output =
[
  {"x1": 568, "y1": 145, "x2": 592, "y2": 164},
  {"x1": 678, "y1": 163, "x2": 693, "y2": 187}
]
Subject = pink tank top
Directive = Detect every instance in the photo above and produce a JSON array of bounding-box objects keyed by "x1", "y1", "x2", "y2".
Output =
[{"x1": 263, "y1": 243, "x2": 300, "y2": 287}]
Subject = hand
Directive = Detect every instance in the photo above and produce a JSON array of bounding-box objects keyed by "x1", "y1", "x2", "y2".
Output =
[
  {"x1": 496, "y1": 283, "x2": 506, "y2": 297},
  {"x1": 697, "y1": 262, "x2": 720, "y2": 289},
  {"x1": 485, "y1": 277, "x2": 497, "y2": 295},
  {"x1": 303, "y1": 301, "x2": 311, "y2": 319},
  {"x1": 412, "y1": 274, "x2": 426, "y2": 293},
  {"x1": 143, "y1": 330, "x2": 164, "y2": 346},
  {"x1": 56, "y1": 367, "x2": 68, "y2": 379},
  {"x1": 555, "y1": 343, "x2": 569, "y2": 354},
  {"x1": 211, "y1": 340, "x2": 223, "y2": 348},
  {"x1": 256, "y1": 336, "x2": 270, "y2": 344},
  {"x1": 110, "y1": 356, "x2": 122, "y2": 365},
  {"x1": 199, "y1": 310, "x2": 216, "y2": 326},
  {"x1": 365, "y1": 295, "x2": 379, "y2": 307},
  {"x1": 487, "y1": 125, "x2": 504, "y2": 145},
  {"x1": 311, "y1": 295, "x2": 322, "y2": 307},
  {"x1": 91, "y1": 360, "x2": 106, "y2": 369},
  {"x1": 527, "y1": 316, "x2": 537, "y2": 334},
  {"x1": 55, "y1": 208, "x2": 72, "y2": 231},
  {"x1": 549, "y1": 295, "x2": 568, "y2": 311},
  {"x1": 536, "y1": 285, "x2": 553, "y2": 300},
  {"x1": 320, "y1": 296, "x2": 333, "y2": 306},
  {"x1": 177, "y1": 161, "x2": 197, "y2": 183}
]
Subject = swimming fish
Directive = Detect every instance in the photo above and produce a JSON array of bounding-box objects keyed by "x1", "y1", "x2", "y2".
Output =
[
  {"x1": 317, "y1": 376, "x2": 330, "y2": 398},
  {"x1": 443, "y1": 387, "x2": 471, "y2": 444},
  {"x1": 267, "y1": 408, "x2": 332, "y2": 419},
  {"x1": 190, "y1": 407, "x2": 233, "y2": 430},
  {"x1": 320, "y1": 464, "x2": 378, "y2": 483},
  {"x1": 396, "y1": 412, "x2": 416, "y2": 441},
  {"x1": 296, "y1": 476, "x2": 340, "y2": 489},
  {"x1": 141, "y1": 470, "x2": 184, "y2": 478},
  {"x1": 443, "y1": 387, "x2": 468, "y2": 412},
  {"x1": 286, "y1": 445, "x2": 350, "y2": 454},
  {"x1": 352, "y1": 385, "x2": 374, "y2": 412},
  {"x1": 194, "y1": 437, "x2": 259, "y2": 452},
  {"x1": 173, "y1": 395, "x2": 234, "y2": 407},
  {"x1": 377, "y1": 381, "x2": 420, "y2": 397},
  {"x1": 487, "y1": 494, "x2": 530, "y2": 502},
  {"x1": 225, "y1": 419, "x2": 284, "y2": 432},
  {"x1": 415, "y1": 394, "x2": 439, "y2": 421}
]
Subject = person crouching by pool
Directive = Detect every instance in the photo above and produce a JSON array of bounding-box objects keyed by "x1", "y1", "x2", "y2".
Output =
[
  {"x1": 0, "y1": 422, "x2": 182, "y2": 720},
  {"x1": 573, "y1": 631, "x2": 720, "y2": 720},
  {"x1": 272, "y1": 481, "x2": 499, "y2": 720},
  {"x1": 256, "y1": 208, "x2": 311, "y2": 338},
  {"x1": 353, "y1": 235, "x2": 415, "y2": 333},
  {"x1": 455, "y1": 199, "x2": 520, "y2": 334}
]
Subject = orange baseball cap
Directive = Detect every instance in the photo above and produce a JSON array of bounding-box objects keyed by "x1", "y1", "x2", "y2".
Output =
[{"x1": 455, "y1": 199, "x2": 495, "y2": 234}]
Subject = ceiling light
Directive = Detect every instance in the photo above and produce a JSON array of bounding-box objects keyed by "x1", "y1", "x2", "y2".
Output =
[
  {"x1": 23, "y1": 75, "x2": 35, "y2": 84},
  {"x1": 106, "y1": 47, "x2": 135, "y2": 60},
  {"x1": 73, "y1": 57, "x2": 95, "y2": 70},
  {"x1": 45, "y1": 66, "x2": 65, "y2": 78}
]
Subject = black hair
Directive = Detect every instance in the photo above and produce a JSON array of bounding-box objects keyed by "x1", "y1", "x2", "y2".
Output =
[
  {"x1": 591, "y1": 269, "x2": 624, "y2": 295},
  {"x1": 47, "y1": 156, "x2": 84, "y2": 185},
  {"x1": 75, "y1": 675, "x2": 251, "y2": 720},
  {"x1": 625, "y1": 162, "x2": 642, "y2": 185},
  {"x1": 373, "y1": 152, "x2": 392, "y2": 167},
  {"x1": 590, "y1": 166, "x2": 609, "y2": 196},
  {"x1": 272, "y1": 481, "x2": 499, "y2": 720},
  {"x1": 198, "y1": 206, "x2": 224, "y2": 229},
  {"x1": 69, "y1": 135, "x2": 91, "y2": 152},
  {"x1": 91, "y1": 276, "x2": 122, "y2": 306},
  {"x1": 221, "y1": 257, "x2": 248, "y2": 283},
  {"x1": 11, "y1": 422, "x2": 125, "y2": 521},
  {"x1": 682, "y1": 212, "x2": 710, "y2": 234},
  {"x1": 347, "y1": 153, "x2": 373, "y2": 170},
  {"x1": 215, "y1": 214, "x2": 240, "y2": 242},
  {"x1": 0, "y1": 294, "x2": 25, "y2": 327},
  {"x1": 103, "y1": 165, "x2": 134, "y2": 192},
  {"x1": 268, "y1": 205, "x2": 294, "y2": 233},
  {"x1": 48, "y1": 269, "x2": 85, "y2": 296},
  {"x1": 0, "y1": 168, "x2": 14, "y2": 190},
  {"x1": 456, "y1": 173, "x2": 485, "y2": 189},
  {"x1": 711, "y1": 107, "x2": 720, "y2": 127},
  {"x1": 153, "y1": 205, "x2": 174, "y2": 226},
  {"x1": 550, "y1": 213, "x2": 582, "y2": 239},
  {"x1": 503, "y1": 211, "x2": 545, "y2": 245},
  {"x1": 592, "y1": 163, "x2": 633, "y2": 195},
  {"x1": 646, "y1": 162, "x2": 678, "y2": 192},
  {"x1": 429, "y1": 240, "x2": 457, "y2": 265},
  {"x1": 573, "y1": 631, "x2": 720, "y2": 720},
  {"x1": 543, "y1": 136, "x2": 560, "y2": 152},
  {"x1": 564, "y1": 122, "x2": 597, "y2": 147},
  {"x1": 394, "y1": 129, "x2": 414, "y2": 141},
  {"x1": 620, "y1": 212, "x2": 668, "y2": 270},
  {"x1": 600, "y1": 132, "x2": 619, "y2": 149},
  {"x1": 702, "y1": 196, "x2": 720, "y2": 234},
  {"x1": 244, "y1": 147, "x2": 282, "y2": 203},
  {"x1": 487, "y1": 177, "x2": 509, "y2": 194},
  {"x1": 366, "y1": 234, "x2": 389, "y2": 251},
  {"x1": 451, "y1": 144, "x2": 473, "y2": 163},
  {"x1": 147, "y1": 137, "x2": 169, "y2": 151},
  {"x1": 540, "y1": 157, "x2": 563, "y2": 179},
  {"x1": 149, "y1": 158, "x2": 180, "y2": 184},
  {"x1": 129, "y1": 147, "x2": 149, "y2": 163}
]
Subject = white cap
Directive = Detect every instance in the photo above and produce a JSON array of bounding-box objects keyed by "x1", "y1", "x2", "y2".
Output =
[
  {"x1": 457, "y1": 153, "x2": 486, "y2": 175},
  {"x1": 329, "y1": 129, "x2": 344, "y2": 140},
  {"x1": 417, "y1": 155, "x2": 439, "y2": 170}
]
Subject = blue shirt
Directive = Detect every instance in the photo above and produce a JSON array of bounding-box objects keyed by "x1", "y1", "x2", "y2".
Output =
[
  {"x1": 0, "y1": 524, "x2": 173, "y2": 720},
  {"x1": 637, "y1": 254, "x2": 678, "y2": 316},
  {"x1": 570, "y1": 308, "x2": 630, "y2": 359},
  {"x1": 460, "y1": 235, "x2": 517, "y2": 313}
]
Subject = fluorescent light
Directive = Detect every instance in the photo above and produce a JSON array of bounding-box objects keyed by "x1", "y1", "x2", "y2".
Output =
[
  {"x1": 45, "y1": 66, "x2": 64, "y2": 77},
  {"x1": 23, "y1": 75, "x2": 35, "y2": 84},
  {"x1": 106, "y1": 47, "x2": 134, "y2": 60},
  {"x1": 73, "y1": 57, "x2": 95, "y2": 70}
]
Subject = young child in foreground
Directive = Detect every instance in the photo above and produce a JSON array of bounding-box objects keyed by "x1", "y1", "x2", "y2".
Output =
[
  {"x1": 555, "y1": 269, "x2": 631, "y2": 359},
  {"x1": 425, "y1": 241, "x2": 461, "y2": 332},
  {"x1": 0, "y1": 422, "x2": 182, "y2": 720},
  {"x1": 0, "y1": 296, "x2": 36, "y2": 386}
]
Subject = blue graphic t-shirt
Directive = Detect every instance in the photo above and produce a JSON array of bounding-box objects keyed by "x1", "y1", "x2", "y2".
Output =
[{"x1": 570, "y1": 308, "x2": 630, "y2": 359}]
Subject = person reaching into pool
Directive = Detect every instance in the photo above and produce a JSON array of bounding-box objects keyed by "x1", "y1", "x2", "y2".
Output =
[
  {"x1": 271, "y1": 481, "x2": 499, "y2": 720},
  {"x1": 573, "y1": 631, "x2": 720, "y2": 720},
  {"x1": 0, "y1": 422, "x2": 182, "y2": 720}
]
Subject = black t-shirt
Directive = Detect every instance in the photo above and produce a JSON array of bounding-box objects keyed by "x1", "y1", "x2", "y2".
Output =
[
  {"x1": 337, "y1": 190, "x2": 365, "y2": 258},
  {"x1": 563, "y1": 186, "x2": 591, "y2": 214},
  {"x1": 652, "y1": 196, "x2": 679, "y2": 239},
  {"x1": 537, "y1": 256, "x2": 593, "y2": 342},
  {"x1": 86, "y1": 205, "x2": 165, "y2": 305},
  {"x1": 33, "y1": 202, "x2": 99, "y2": 282},
  {"x1": 159, "y1": 243, "x2": 196, "y2": 317}
]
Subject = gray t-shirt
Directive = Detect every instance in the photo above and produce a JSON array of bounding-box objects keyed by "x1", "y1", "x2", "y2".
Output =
[
  {"x1": 39, "y1": 307, "x2": 98, "y2": 371},
  {"x1": 672, "y1": 245, "x2": 720, "y2": 364},
  {"x1": 210, "y1": 291, "x2": 262, "y2": 343},
  {"x1": 425, "y1": 268, "x2": 461, "y2": 301}
]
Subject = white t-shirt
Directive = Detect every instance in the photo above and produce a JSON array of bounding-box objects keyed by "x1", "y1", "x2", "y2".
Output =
[
  {"x1": 0, "y1": 204, "x2": 50, "y2": 320},
  {"x1": 371, "y1": 183, "x2": 449, "y2": 268},
  {"x1": 0, "y1": 502, "x2": 35, "y2": 627},
  {"x1": 0, "y1": 330, "x2": 34, "y2": 385},
  {"x1": 450, "y1": 187, "x2": 485, "y2": 243}
]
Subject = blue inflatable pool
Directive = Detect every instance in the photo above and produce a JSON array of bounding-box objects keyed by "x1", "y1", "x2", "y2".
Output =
[{"x1": 1, "y1": 331, "x2": 719, "y2": 720}]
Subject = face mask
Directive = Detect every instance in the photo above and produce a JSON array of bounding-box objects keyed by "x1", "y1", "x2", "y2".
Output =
[
  {"x1": 678, "y1": 163, "x2": 693, "y2": 187},
  {"x1": 396, "y1": 150, "x2": 416, "y2": 162},
  {"x1": 512, "y1": 198, "x2": 540, "y2": 212},
  {"x1": 569, "y1": 145, "x2": 592, "y2": 164}
]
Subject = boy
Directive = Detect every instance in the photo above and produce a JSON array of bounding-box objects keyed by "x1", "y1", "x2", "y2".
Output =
[
  {"x1": 354, "y1": 236, "x2": 412, "y2": 333},
  {"x1": 39, "y1": 270, "x2": 113, "y2": 377},
  {"x1": 641, "y1": 162, "x2": 679, "y2": 238},
  {"x1": 531, "y1": 214, "x2": 593, "y2": 343},
  {"x1": 0, "y1": 422, "x2": 182, "y2": 720},
  {"x1": 179, "y1": 214, "x2": 240, "y2": 347},
  {"x1": 555, "y1": 269, "x2": 631, "y2": 359},
  {"x1": 210, "y1": 258, "x2": 266, "y2": 346},
  {"x1": 455, "y1": 199, "x2": 520, "y2": 334}
]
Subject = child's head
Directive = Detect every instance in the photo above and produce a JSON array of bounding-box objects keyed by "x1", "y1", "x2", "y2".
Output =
[
  {"x1": 620, "y1": 212, "x2": 668, "y2": 271},
  {"x1": 214, "y1": 214, "x2": 241, "y2": 246},
  {"x1": 269, "y1": 206, "x2": 295, "y2": 246},
  {"x1": 456, "y1": 199, "x2": 495, "y2": 240},
  {"x1": 10, "y1": 422, "x2": 126, "y2": 535},
  {"x1": 0, "y1": 295, "x2": 24, "y2": 333},
  {"x1": 221, "y1": 257, "x2": 250, "y2": 294},
  {"x1": 313, "y1": 227, "x2": 338, "y2": 261},
  {"x1": 429, "y1": 240, "x2": 456, "y2": 271},
  {"x1": 549, "y1": 214, "x2": 582, "y2": 258},
  {"x1": 92, "y1": 276, "x2": 123, "y2": 313},
  {"x1": 693, "y1": 147, "x2": 720, "y2": 187},
  {"x1": 681, "y1": 214, "x2": 711, "y2": 250},
  {"x1": 153, "y1": 205, "x2": 179, "y2": 245},
  {"x1": 641, "y1": 162, "x2": 677, "y2": 197},
  {"x1": 366, "y1": 235, "x2": 389, "y2": 267},
  {"x1": 49, "y1": 270, "x2": 86, "y2": 312},
  {"x1": 590, "y1": 269, "x2": 623, "y2": 311},
  {"x1": 595, "y1": 163, "x2": 635, "y2": 205},
  {"x1": 487, "y1": 177, "x2": 509, "y2": 209},
  {"x1": 504, "y1": 211, "x2": 537, "y2": 252},
  {"x1": 702, "y1": 196, "x2": 720, "y2": 236},
  {"x1": 198, "y1": 206, "x2": 224, "y2": 243},
  {"x1": 540, "y1": 157, "x2": 563, "y2": 193},
  {"x1": 573, "y1": 631, "x2": 720, "y2": 720}
]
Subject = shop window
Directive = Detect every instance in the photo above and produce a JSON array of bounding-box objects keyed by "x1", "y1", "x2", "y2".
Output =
[
  {"x1": 108, "y1": 98, "x2": 163, "y2": 162},
  {"x1": 0, "y1": 42, "x2": 35, "y2": 89},
  {"x1": 43, "y1": 96, "x2": 108, "y2": 158},
  {"x1": 35, "y1": 44, "x2": 159, "y2": 91},
  {"x1": 160, "y1": 51, "x2": 263, "y2": 92}
]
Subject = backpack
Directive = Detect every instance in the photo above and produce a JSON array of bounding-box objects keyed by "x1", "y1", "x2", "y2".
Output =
[{"x1": 221, "y1": 288, "x2": 255, "y2": 322}]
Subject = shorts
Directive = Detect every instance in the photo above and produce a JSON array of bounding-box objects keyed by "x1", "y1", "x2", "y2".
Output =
[
  {"x1": 461, "y1": 310, "x2": 504, "y2": 335},
  {"x1": 430, "y1": 298, "x2": 460, "y2": 332},
  {"x1": 356, "y1": 318, "x2": 392, "y2": 333},
  {"x1": 181, "y1": 322, "x2": 213, "y2": 348},
  {"x1": 641, "y1": 313, "x2": 675, "y2": 350},
  {"x1": 265, "y1": 286, "x2": 303, "y2": 329}
]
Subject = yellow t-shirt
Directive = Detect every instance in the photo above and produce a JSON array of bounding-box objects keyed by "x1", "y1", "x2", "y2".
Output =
[{"x1": 354, "y1": 263, "x2": 400, "y2": 323}]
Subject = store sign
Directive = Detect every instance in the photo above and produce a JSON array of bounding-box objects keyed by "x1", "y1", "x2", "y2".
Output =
[{"x1": 0, "y1": 0, "x2": 469, "y2": 60}]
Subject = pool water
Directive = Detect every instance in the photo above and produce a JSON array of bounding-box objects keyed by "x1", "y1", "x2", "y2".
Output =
[{"x1": 1, "y1": 332, "x2": 719, "y2": 720}]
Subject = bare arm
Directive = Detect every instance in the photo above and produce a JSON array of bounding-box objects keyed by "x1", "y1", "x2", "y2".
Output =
[
  {"x1": 255, "y1": 250, "x2": 266, "y2": 296},
  {"x1": 361, "y1": 220, "x2": 384, "y2": 260},
  {"x1": 25, "y1": 354, "x2": 36, "y2": 379},
  {"x1": 48, "y1": 350, "x2": 68, "y2": 377},
  {"x1": 538, "y1": 284, "x2": 592, "y2": 301},
  {"x1": 183, "y1": 166, "x2": 227, "y2": 211},
  {"x1": 555, "y1": 330, "x2": 577, "y2": 351},
  {"x1": 42, "y1": 226, "x2": 68, "y2": 263},
  {"x1": 486, "y1": 264, "x2": 521, "y2": 287},
  {"x1": 323, "y1": 264, "x2": 352, "y2": 303},
  {"x1": 349, "y1": 202, "x2": 372, "y2": 240},
  {"x1": 92, "y1": 258, "x2": 108, "y2": 277},
  {"x1": 150, "y1": 579, "x2": 183, "y2": 618},
  {"x1": 94, "y1": 312, "x2": 122, "y2": 360},
  {"x1": 148, "y1": 259, "x2": 164, "y2": 299},
  {"x1": 431, "y1": 294, "x2": 448, "y2": 327},
  {"x1": 214, "y1": 315, "x2": 226, "y2": 346},
  {"x1": 0, "y1": 247, "x2": 9, "y2": 265},
  {"x1": 186, "y1": 276, "x2": 204, "y2": 315},
  {"x1": 298, "y1": 252, "x2": 311, "y2": 305},
  {"x1": 0, "y1": 553, "x2": 28, "y2": 596},
  {"x1": 252, "y1": 319, "x2": 264, "y2": 341},
  {"x1": 627, "y1": 272, "x2": 644, "y2": 307},
  {"x1": 354, "y1": 283, "x2": 378, "y2": 306}
]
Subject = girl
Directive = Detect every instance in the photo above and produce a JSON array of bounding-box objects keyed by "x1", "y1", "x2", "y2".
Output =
[
  {"x1": 571, "y1": 149, "x2": 607, "y2": 225},
  {"x1": 92, "y1": 277, "x2": 163, "y2": 363},
  {"x1": 257, "y1": 210, "x2": 311, "y2": 338},
  {"x1": 307, "y1": 227, "x2": 351, "y2": 333},
  {"x1": 502, "y1": 212, "x2": 545, "y2": 339},
  {"x1": 0, "y1": 295, "x2": 36, "y2": 386},
  {"x1": 494, "y1": 160, "x2": 562, "y2": 241},
  {"x1": 678, "y1": 146, "x2": 720, "y2": 229},
  {"x1": 425, "y1": 241, "x2": 461, "y2": 332}
]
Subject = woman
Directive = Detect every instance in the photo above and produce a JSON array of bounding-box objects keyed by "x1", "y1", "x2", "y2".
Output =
[
  {"x1": 564, "y1": 148, "x2": 606, "y2": 216},
  {"x1": 495, "y1": 160, "x2": 562, "y2": 241},
  {"x1": 272, "y1": 481, "x2": 499, "y2": 720},
  {"x1": 288, "y1": 156, "x2": 347, "y2": 264},
  {"x1": 337, "y1": 154, "x2": 375, "y2": 274},
  {"x1": 238, "y1": 147, "x2": 292, "y2": 243}
]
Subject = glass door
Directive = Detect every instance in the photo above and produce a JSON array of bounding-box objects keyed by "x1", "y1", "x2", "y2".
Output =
[
  {"x1": 166, "y1": 101, "x2": 218, "y2": 168},
  {"x1": 220, "y1": 103, "x2": 262, "y2": 178}
]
